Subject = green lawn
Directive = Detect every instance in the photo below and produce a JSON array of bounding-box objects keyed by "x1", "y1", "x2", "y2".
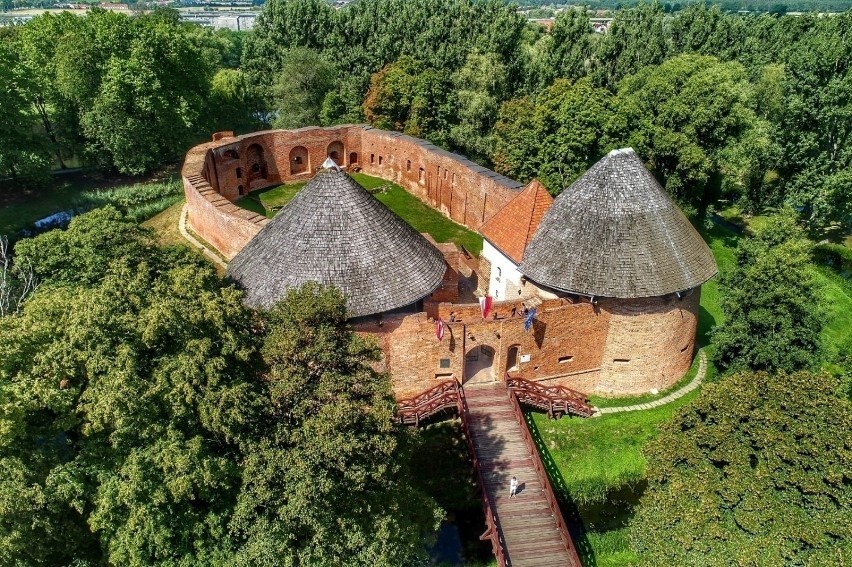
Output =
[
  {"x1": 814, "y1": 265, "x2": 852, "y2": 362},
  {"x1": 528, "y1": 388, "x2": 701, "y2": 567},
  {"x1": 234, "y1": 173, "x2": 484, "y2": 256},
  {"x1": 236, "y1": 182, "x2": 306, "y2": 217}
]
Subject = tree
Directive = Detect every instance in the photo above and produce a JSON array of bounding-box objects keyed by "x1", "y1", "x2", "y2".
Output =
[
  {"x1": 492, "y1": 77, "x2": 614, "y2": 193},
  {"x1": 242, "y1": 0, "x2": 336, "y2": 99},
  {"x1": 13, "y1": 206, "x2": 152, "y2": 286},
  {"x1": 609, "y1": 54, "x2": 774, "y2": 213},
  {"x1": 711, "y1": 211, "x2": 823, "y2": 374},
  {"x1": 0, "y1": 42, "x2": 50, "y2": 183},
  {"x1": 363, "y1": 56, "x2": 453, "y2": 144},
  {"x1": 271, "y1": 47, "x2": 337, "y2": 129},
  {"x1": 631, "y1": 369, "x2": 852, "y2": 566},
  {"x1": 449, "y1": 51, "x2": 507, "y2": 161},
  {"x1": 0, "y1": 209, "x2": 264, "y2": 564},
  {"x1": 592, "y1": 1, "x2": 668, "y2": 90},
  {"x1": 11, "y1": 11, "x2": 84, "y2": 170},
  {"x1": 229, "y1": 283, "x2": 442, "y2": 566},
  {"x1": 668, "y1": 3, "x2": 746, "y2": 61},
  {"x1": 544, "y1": 8, "x2": 592, "y2": 84},
  {"x1": 775, "y1": 13, "x2": 852, "y2": 231},
  {"x1": 209, "y1": 68, "x2": 263, "y2": 134},
  {"x1": 78, "y1": 14, "x2": 214, "y2": 174}
]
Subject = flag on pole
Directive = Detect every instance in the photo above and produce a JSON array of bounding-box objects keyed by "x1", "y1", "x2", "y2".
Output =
[
  {"x1": 524, "y1": 307, "x2": 537, "y2": 332},
  {"x1": 436, "y1": 318, "x2": 445, "y2": 342},
  {"x1": 479, "y1": 296, "x2": 493, "y2": 319}
]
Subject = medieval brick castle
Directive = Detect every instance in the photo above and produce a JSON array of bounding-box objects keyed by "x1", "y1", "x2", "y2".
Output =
[{"x1": 182, "y1": 125, "x2": 717, "y2": 398}]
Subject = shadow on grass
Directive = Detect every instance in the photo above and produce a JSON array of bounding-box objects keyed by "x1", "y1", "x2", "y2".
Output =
[
  {"x1": 697, "y1": 304, "x2": 717, "y2": 348},
  {"x1": 523, "y1": 411, "x2": 600, "y2": 566}
]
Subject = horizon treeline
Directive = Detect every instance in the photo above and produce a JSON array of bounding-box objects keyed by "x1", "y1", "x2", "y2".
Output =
[{"x1": 1, "y1": 1, "x2": 850, "y2": 232}]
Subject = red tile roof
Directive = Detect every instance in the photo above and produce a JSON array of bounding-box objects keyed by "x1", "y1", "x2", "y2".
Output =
[{"x1": 479, "y1": 179, "x2": 554, "y2": 264}]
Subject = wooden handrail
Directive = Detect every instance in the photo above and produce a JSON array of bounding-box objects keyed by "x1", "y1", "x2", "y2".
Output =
[
  {"x1": 506, "y1": 375, "x2": 596, "y2": 418},
  {"x1": 506, "y1": 388, "x2": 583, "y2": 566},
  {"x1": 396, "y1": 380, "x2": 460, "y2": 426},
  {"x1": 457, "y1": 386, "x2": 509, "y2": 567}
]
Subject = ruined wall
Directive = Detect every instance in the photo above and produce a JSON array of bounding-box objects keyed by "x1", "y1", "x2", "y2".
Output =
[
  {"x1": 183, "y1": 125, "x2": 521, "y2": 261},
  {"x1": 357, "y1": 129, "x2": 522, "y2": 231}
]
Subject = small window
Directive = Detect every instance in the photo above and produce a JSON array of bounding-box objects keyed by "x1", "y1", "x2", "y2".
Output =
[
  {"x1": 238, "y1": 185, "x2": 245, "y2": 195},
  {"x1": 406, "y1": 160, "x2": 411, "y2": 171},
  {"x1": 435, "y1": 372, "x2": 454, "y2": 380},
  {"x1": 419, "y1": 167, "x2": 424, "y2": 182},
  {"x1": 452, "y1": 172, "x2": 456, "y2": 185},
  {"x1": 378, "y1": 156, "x2": 383, "y2": 165},
  {"x1": 495, "y1": 267, "x2": 501, "y2": 282},
  {"x1": 558, "y1": 355, "x2": 574, "y2": 364},
  {"x1": 444, "y1": 170, "x2": 448, "y2": 180},
  {"x1": 439, "y1": 358, "x2": 450, "y2": 369},
  {"x1": 370, "y1": 154, "x2": 375, "y2": 164},
  {"x1": 614, "y1": 358, "x2": 630, "y2": 364},
  {"x1": 235, "y1": 167, "x2": 242, "y2": 179},
  {"x1": 680, "y1": 342, "x2": 692, "y2": 353}
]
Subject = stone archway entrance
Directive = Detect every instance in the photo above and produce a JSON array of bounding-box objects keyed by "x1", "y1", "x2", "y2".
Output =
[{"x1": 464, "y1": 344, "x2": 496, "y2": 385}]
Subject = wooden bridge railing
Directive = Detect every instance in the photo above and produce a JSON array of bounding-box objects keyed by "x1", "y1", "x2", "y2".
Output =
[
  {"x1": 395, "y1": 380, "x2": 461, "y2": 427},
  {"x1": 506, "y1": 375, "x2": 596, "y2": 418},
  {"x1": 506, "y1": 387, "x2": 584, "y2": 566},
  {"x1": 457, "y1": 387, "x2": 509, "y2": 566}
]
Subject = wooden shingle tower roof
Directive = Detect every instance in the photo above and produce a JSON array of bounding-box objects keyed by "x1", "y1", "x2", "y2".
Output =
[
  {"x1": 227, "y1": 170, "x2": 447, "y2": 316},
  {"x1": 479, "y1": 179, "x2": 554, "y2": 264},
  {"x1": 520, "y1": 148, "x2": 717, "y2": 298}
]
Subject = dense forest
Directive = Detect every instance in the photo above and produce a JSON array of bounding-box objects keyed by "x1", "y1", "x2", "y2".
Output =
[{"x1": 2, "y1": 1, "x2": 850, "y2": 233}]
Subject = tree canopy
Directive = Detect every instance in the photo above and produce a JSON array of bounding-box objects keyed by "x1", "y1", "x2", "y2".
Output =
[
  {"x1": 631, "y1": 369, "x2": 852, "y2": 566},
  {"x1": 711, "y1": 211, "x2": 824, "y2": 374},
  {"x1": 0, "y1": 209, "x2": 441, "y2": 565}
]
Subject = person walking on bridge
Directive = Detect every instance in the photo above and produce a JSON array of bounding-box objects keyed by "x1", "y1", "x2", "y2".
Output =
[{"x1": 509, "y1": 476, "x2": 518, "y2": 498}]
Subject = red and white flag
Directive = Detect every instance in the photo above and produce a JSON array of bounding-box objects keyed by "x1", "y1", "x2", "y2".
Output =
[
  {"x1": 436, "y1": 318, "x2": 445, "y2": 342},
  {"x1": 479, "y1": 296, "x2": 493, "y2": 319}
]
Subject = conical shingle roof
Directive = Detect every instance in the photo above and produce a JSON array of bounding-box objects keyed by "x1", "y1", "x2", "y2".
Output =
[
  {"x1": 479, "y1": 179, "x2": 554, "y2": 264},
  {"x1": 227, "y1": 170, "x2": 447, "y2": 316},
  {"x1": 519, "y1": 149, "x2": 717, "y2": 298}
]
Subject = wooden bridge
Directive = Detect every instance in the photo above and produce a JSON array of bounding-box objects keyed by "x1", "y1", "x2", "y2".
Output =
[{"x1": 397, "y1": 378, "x2": 594, "y2": 566}]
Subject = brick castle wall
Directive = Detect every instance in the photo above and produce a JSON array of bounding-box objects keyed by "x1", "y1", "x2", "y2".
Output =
[{"x1": 182, "y1": 126, "x2": 704, "y2": 398}]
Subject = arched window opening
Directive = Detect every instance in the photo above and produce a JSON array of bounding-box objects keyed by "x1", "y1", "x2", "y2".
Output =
[
  {"x1": 506, "y1": 345, "x2": 520, "y2": 372},
  {"x1": 327, "y1": 141, "x2": 344, "y2": 166},
  {"x1": 349, "y1": 152, "x2": 358, "y2": 164},
  {"x1": 246, "y1": 144, "x2": 268, "y2": 181},
  {"x1": 289, "y1": 146, "x2": 309, "y2": 175}
]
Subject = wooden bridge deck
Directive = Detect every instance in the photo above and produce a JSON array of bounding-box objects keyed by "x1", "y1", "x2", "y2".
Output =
[{"x1": 464, "y1": 384, "x2": 581, "y2": 567}]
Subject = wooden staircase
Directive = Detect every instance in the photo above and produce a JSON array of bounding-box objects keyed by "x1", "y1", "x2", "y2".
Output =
[{"x1": 463, "y1": 384, "x2": 582, "y2": 567}]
